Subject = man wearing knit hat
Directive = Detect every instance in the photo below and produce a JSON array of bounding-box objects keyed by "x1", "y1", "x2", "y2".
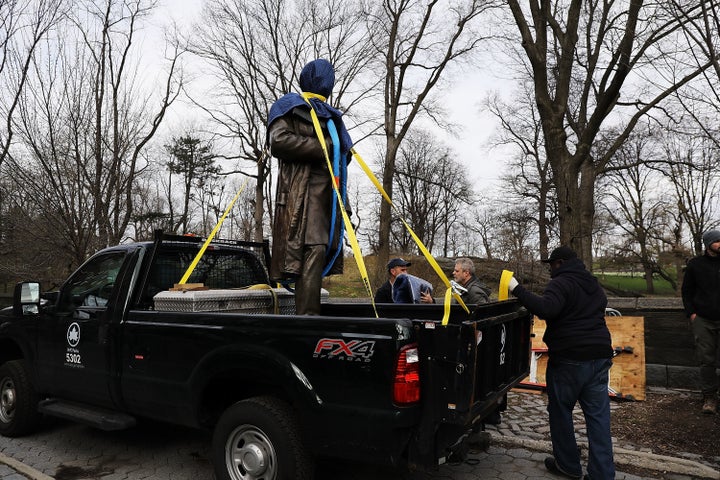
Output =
[
  {"x1": 506, "y1": 246, "x2": 614, "y2": 479},
  {"x1": 681, "y1": 229, "x2": 720, "y2": 414}
]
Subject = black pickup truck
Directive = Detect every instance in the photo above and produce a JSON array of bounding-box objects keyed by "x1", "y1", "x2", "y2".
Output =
[{"x1": 0, "y1": 231, "x2": 532, "y2": 480}]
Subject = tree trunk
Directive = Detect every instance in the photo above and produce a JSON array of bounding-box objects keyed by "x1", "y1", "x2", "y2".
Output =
[
  {"x1": 377, "y1": 136, "x2": 400, "y2": 286},
  {"x1": 552, "y1": 147, "x2": 597, "y2": 267},
  {"x1": 644, "y1": 267, "x2": 655, "y2": 294},
  {"x1": 254, "y1": 158, "x2": 266, "y2": 243}
]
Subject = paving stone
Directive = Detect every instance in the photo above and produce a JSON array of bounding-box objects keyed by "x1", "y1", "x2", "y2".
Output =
[{"x1": 0, "y1": 389, "x2": 716, "y2": 480}]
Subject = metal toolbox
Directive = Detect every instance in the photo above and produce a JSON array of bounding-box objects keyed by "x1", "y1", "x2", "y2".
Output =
[{"x1": 153, "y1": 288, "x2": 296, "y2": 314}]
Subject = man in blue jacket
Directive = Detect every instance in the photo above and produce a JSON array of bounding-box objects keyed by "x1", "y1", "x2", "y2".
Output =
[
  {"x1": 681, "y1": 229, "x2": 720, "y2": 414},
  {"x1": 507, "y1": 246, "x2": 614, "y2": 480}
]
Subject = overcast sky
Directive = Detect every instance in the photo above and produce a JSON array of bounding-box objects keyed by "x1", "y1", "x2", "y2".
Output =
[{"x1": 146, "y1": 0, "x2": 513, "y2": 195}]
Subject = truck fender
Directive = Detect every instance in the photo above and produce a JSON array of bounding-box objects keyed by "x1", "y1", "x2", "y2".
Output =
[
  {"x1": 0, "y1": 332, "x2": 36, "y2": 380},
  {"x1": 188, "y1": 344, "x2": 321, "y2": 417}
]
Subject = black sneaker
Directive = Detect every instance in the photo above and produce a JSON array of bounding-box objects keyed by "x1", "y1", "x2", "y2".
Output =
[{"x1": 544, "y1": 457, "x2": 583, "y2": 479}]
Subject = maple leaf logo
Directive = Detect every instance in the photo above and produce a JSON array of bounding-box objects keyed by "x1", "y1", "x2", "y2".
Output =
[{"x1": 67, "y1": 322, "x2": 81, "y2": 347}]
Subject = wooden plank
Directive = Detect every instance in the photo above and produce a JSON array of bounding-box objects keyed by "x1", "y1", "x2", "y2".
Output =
[
  {"x1": 168, "y1": 283, "x2": 209, "y2": 292},
  {"x1": 521, "y1": 316, "x2": 646, "y2": 401}
]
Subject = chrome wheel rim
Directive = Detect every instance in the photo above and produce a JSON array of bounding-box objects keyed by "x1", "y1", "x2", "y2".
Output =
[
  {"x1": 0, "y1": 376, "x2": 16, "y2": 424},
  {"x1": 225, "y1": 424, "x2": 277, "y2": 480}
]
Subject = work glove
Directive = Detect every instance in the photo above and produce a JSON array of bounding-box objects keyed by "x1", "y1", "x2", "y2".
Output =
[
  {"x1": 450, "y1": 280, "x2": 468, "y2": 295},
  {"x1": 508, "y1": 276, "x2": 519, "y2": 295}
]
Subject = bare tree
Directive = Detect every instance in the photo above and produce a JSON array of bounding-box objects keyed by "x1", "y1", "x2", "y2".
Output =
[
  {"x1": 461, "y1": 205, "x2": 502, "y2": 260},
  {"x1": 10, "y1": 0, "x2": 183, "y2": 262},
  {"x1": 0, "y1": 0, "x2": 66, "y2": 168},
  {"x1": 189, "y1": 0, "x2": 376, "y2": 243},
  {"x1": 129, "y1": 161, "x2": 173, "y2": 240},
  {"x1": 494, "y1": 204, "x2": 537, "y2": 264},
  {"x1": 661, "y1": 131, "x2": 720, "y2": 256},
  {"x1": 368, "y1": 0, "x2": 499, "y2": 280},
  {"x1": 504, "y1": 1, "x2": 715, "y2": 264},
  {"x1": 487, "y1": 83, "x2": 557, "y2": 259},
  {"x1": 392, "y1": 130, "x2": 473, "y2": 255},
  {"x1": 601, "y1": 132, "x2": 675, "y2": 293},
  {"x1": 670, "y1": 1, "x2": 720, "y2": 147},
  {"x1": 0, "y1": 169, "x2": 72, "y2": 287},
  {"x1": 224, "y1": 179, "x2": 258, "y2": 241}
]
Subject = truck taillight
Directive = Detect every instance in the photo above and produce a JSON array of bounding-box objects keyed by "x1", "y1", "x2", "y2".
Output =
[{"x1": 393, "y1": 344, "x2": 420, "y2": 405}]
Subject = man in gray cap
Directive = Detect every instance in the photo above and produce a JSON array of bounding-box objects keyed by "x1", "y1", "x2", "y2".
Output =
[{"x1": 681, "y1": 229, "x2": 720, "y2": 414}]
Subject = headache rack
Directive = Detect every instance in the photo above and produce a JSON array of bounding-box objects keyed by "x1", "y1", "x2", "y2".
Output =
[
  {"x1": 151, "y1": 229, "x2": 271, "y2": 269},
  {"x1": 135, "y1": 230, "x2": 276, "y2": 309}
]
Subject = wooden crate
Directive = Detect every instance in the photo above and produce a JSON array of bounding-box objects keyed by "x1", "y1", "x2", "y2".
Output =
[{"x1": 522, "y1": 316, "x2": 646, "y2": 401}]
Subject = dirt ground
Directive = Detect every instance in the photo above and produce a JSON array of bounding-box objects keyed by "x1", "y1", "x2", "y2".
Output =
[{"x1": 610, "y1": 389, "x2": 720, "y2": 474}]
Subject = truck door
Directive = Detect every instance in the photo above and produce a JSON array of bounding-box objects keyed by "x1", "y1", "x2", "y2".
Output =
[{"x1": 37, "y1": 251, "x2": 128, "y2": 408}]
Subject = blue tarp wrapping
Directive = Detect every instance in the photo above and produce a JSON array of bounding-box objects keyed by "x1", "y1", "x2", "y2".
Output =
[{"x1": 392, "y1": 273, "x2": 433, "y2": 304}]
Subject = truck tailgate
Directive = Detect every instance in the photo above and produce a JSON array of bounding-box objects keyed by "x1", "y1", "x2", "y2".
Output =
[{"x1": 411, "y1": 300, "x2": 532, "y2": 465}]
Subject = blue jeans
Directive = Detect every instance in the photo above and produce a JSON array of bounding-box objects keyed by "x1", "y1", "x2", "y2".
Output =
[{"x1": 546, "y1": 356, "x2": 615, "y2": 480}]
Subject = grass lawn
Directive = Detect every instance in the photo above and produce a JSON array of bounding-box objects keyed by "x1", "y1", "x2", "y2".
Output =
[
  {"x1": 323, "y1": 256, "x2": 680, "y2": 298},
  {"x1": 596, "y1": 274, "x2": 677, "y2": 296},
  {"x1": 322, "y1": 255, "x2": 381, "y2": 298}
]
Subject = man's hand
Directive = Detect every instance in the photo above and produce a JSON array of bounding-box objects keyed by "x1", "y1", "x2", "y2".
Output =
[{"x1": 420, "y1": 291, "x2": 434, "y2": 304}]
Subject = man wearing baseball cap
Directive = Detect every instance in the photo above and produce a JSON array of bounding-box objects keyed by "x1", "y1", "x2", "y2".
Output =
[
  {"x1": 374, "y1": 258, "x2": 433, "y2": 303},
  {"x1": 681, "y1": 229, "x2": 720, "y2": 414},
  {"x1": 505, "y1": 246, "x2": 614, "y2": 480}
]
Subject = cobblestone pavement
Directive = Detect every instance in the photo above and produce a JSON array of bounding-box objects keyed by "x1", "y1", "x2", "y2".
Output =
[{"x1": 1, "y1": 388, "x2": 718, "y2": 480}]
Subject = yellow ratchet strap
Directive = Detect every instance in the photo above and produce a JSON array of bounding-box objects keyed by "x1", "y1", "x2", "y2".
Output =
[
  {"x1": 498, "y1": 269, "x2": 514, "y2": 301},
  {"x1": 245, "y1": 284, "x2": 279, "y2": 314},
  {"x1": 302, "y1": 93, "x2": 378, "y2": 318},
  {"x1": 178, "y1": 178, "x2": 250, "y2": 285},
  {"x1": 351, "y1": 149, "x2": 470, "y2": 325}
]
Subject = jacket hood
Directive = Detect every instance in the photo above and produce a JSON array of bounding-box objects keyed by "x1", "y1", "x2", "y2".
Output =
[
  {"x1": 266, "y1": 58, "x2": 352, "y2": 153},
  {"x1": 299, "y1": 59, "x2": 335, "y2": 98},
  {"x1": 551, "y1": 258, "x2": 600, "y2": 295}
]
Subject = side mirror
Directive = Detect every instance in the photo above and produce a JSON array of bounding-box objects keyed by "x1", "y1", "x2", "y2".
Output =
[{"x1": 14, "y1": 281, "x2": 41, "y2": 316}]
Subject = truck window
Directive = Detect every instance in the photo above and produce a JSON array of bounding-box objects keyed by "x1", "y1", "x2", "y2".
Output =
[
  {"x1": 58, "y1": 252, "x2": 127, "y2": 313},
  {"x1": 140, "y1": 248, "x2": 270, "y2": 307}
]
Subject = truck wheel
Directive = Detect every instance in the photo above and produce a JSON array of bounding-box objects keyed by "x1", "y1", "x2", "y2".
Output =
[
  {"x1": 212, "y1": 396, "x2": 313, "y2": 480},
  {"x1": 0, "y1": 360, "x2": 41, "y2": 437}
]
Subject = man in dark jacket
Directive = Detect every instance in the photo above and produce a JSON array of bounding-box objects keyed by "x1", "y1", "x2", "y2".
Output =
[
  {"x1": 267, "y1": 59, "x2": 352, "y2": 315},
  {"x1": 507, "y1": 246, "x2": 614, "y2": 480},
  {"x1": 452, "y1": 257, "x2": 490, "y2": 304},
  {"x1": 681, "y1": 229, "x2": 720, "y2": 414}
]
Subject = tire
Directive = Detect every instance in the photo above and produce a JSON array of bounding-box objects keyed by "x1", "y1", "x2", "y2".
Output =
[
  {"x1": 0, "y1": 360, "x2": 41, "y2": 437},
  {"x1": 212, "y1": 396, "x2": 313, "y2": 480}
]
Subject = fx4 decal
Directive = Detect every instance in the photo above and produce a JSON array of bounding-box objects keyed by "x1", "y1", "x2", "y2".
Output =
[{"x1": 313, "y1": 338, "x2": 375, "y2": 362}]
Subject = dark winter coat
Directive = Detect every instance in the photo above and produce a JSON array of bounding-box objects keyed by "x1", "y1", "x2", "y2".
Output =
[
  {"x1": 374, "y1": 280, "x2": 393, "y2": 303},
  {"x1": 460, "y1": 275, "x2": 490, "y2": 304},
  {"x1": 512, "y1": 258, "x2": 612, "y2": 359},
  {"x1": 681, "y1": 252, "x2": 720, "y2": 321}
]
